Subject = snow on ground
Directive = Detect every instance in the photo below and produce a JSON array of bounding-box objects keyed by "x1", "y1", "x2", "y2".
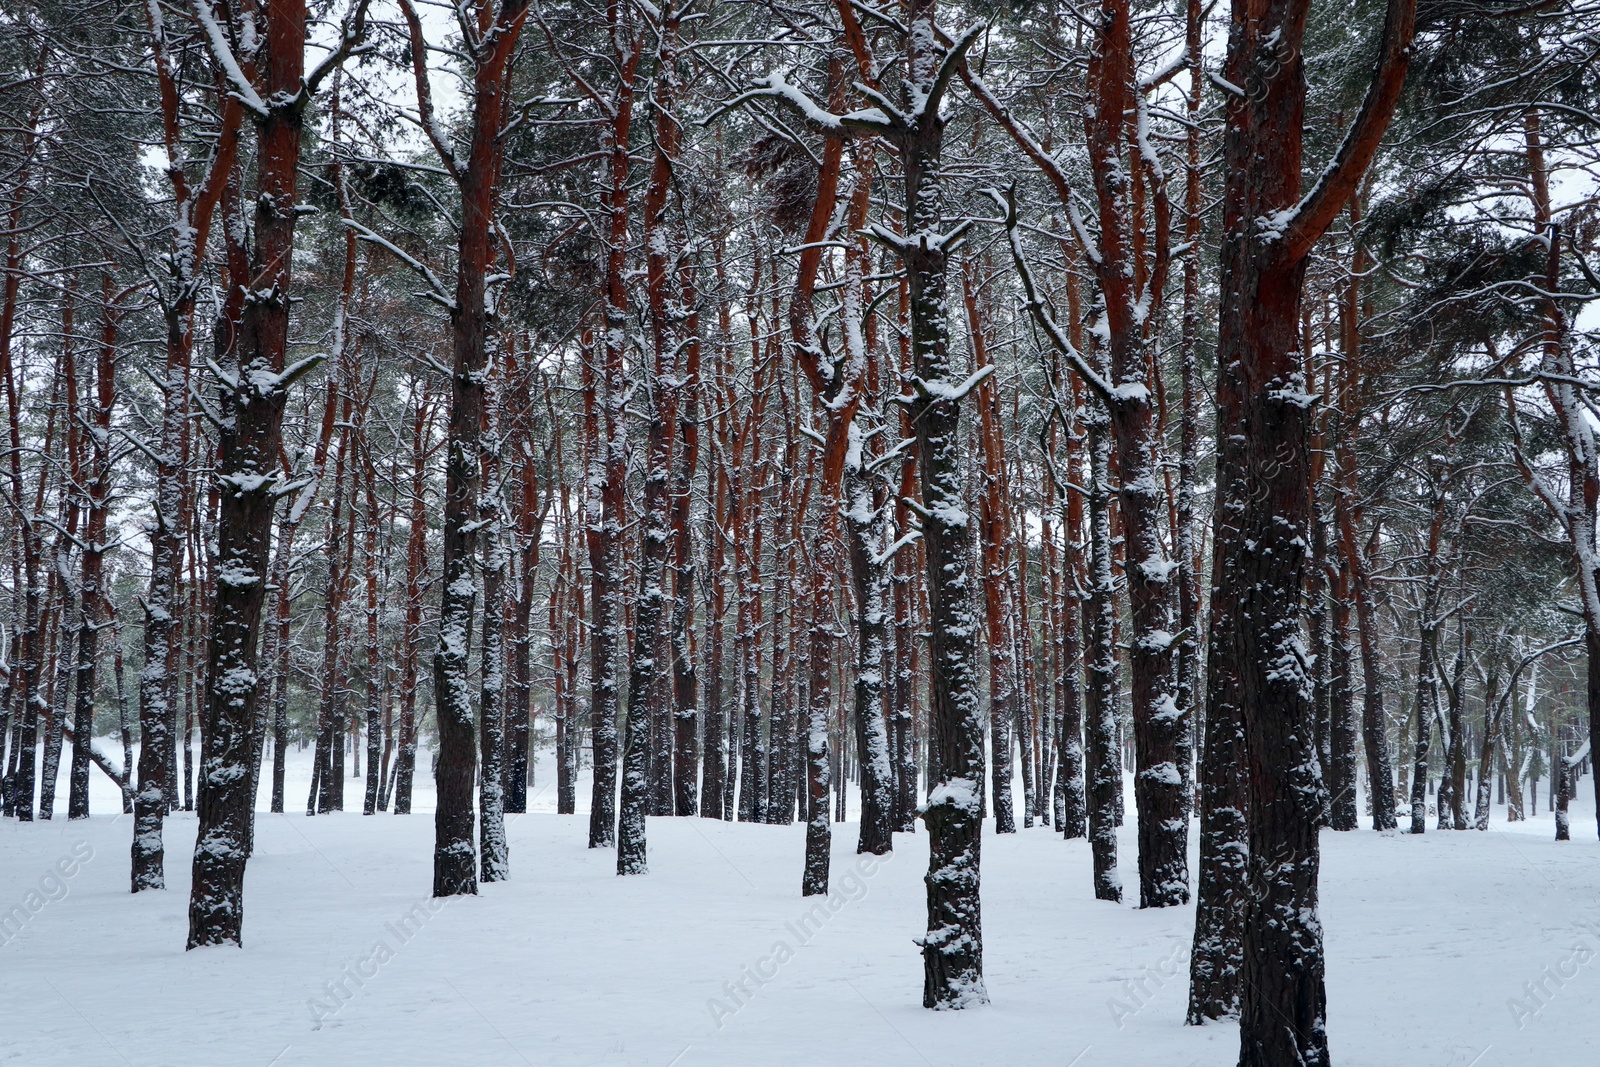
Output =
[{"x1": 3, "y1": 748, "x2": 1598, "y2": 1066}]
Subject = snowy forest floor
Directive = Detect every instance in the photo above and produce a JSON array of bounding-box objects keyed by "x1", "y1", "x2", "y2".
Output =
[{"x1": 3, "y1": 748, "x2": 1598, "y2": 1066}]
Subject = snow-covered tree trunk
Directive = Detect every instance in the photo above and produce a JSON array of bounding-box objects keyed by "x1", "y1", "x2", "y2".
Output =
[
  {"x1": 1173, "y1": 0, "x2": 1204, "y2": 830},
  {"x1": 403, "y1": 0, "x2": 530, "y2": 896},
  {"x1": 1082, "y1": 0, "x2": 1189, "y2": 909},
  {"x1": 1056, "y1": 372, "x2": 1088, "y2": 842},
  {"x1": 0, "y1": 77, "x2": 40, "y2": 822},
  {"x1": 1187, "y1": 537, "x2": 1248, "y2": 1024},
  {"x1": 584, "y1": 21, "x2": 639, "y2": 849},
  {"x1": 392, "y1": 389, "x2": 433, "y2": 816},
  {"x1": 1054, "y1": 498, "x2": 1086, "y2": 841},
  {"x1": 669, "y1": 424, "x2": 700, "y2": 820},
  {"x1": 619, "y1": 15, "x2": 687, "y2": 867},
  {"x1": 894, "y1": 3, "x2": 988, "y2": 1007},
  {"x1": 477, "y1": 378, "x2": 509, "y2": 882},
  {"x1": 891, "y1": 447, "x2": 919, "y2": 833},
  {"x1": 965, "y1": 263, "x2": 1016, "y2": 836},
  {"x1": 846, "y1": 437, "x2": 894, "y2": 857},
  {"x1": 1408, "y1": 615, "x2": 1439, "y2": 835},
  {"x1": 734, "y1": 335, "x2": 769, "y2": 824},
  {"x1": 53, "y1": 312, "x2": 86, "y2": 821},
  {"x1": 310, "y1": 400, "x2": 351, "y2": 816},
  {"x1": 800, "y1": 537, "x2": 837, "y2": 894},
  {"x1": 43, "y1": 513, "x2": 82, "y2": 823},
  {"x1": 700, "y1": 301, "x2": 732, "y2": 820},
  {"x1": 767, "y1": 406, "x2": 798, "y2": 826},
  {"x1": 551, "y1": 538, "x2": 578, "y2": 815},
  {"x1": 1211, "y1": 0, "x2": 1414, "y2": 1058},
  {"x1": 1441, "y1": 649, "x2": 1469, "y2": 831},
  {"x1": 188, "y1": 0, "x2": 349, "y2": 941},
  {"x1": 361, "y1": 439, "x2": 383, "y2": 817},
  {"x1": 71, "y1": 279, "x2": 121, "y2": 818},
  {"x1": 1083, "y1": 400, "x2": 1122, "y2": 903},
  {"x1": 616, "y1": 301, "x2": 677, "y2": 877},
  {"x1": 130, "y1": 0, "x2": 242, "y2": 876},
  {"x1": 504, "y1": 352, "x2": 544, "y2": 816},
  {"x1": 1327, "y1": 554, "x2": 1359, "y2": 831}
]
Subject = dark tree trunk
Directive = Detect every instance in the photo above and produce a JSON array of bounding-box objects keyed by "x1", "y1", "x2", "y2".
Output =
[
  {"x1": 1083, "y1": 404, "x2": 1122, "y2": 902},
  {"x1": 187, "y1": 0, "x2": 339, "y2": 939},
  {"x1": 616, "y1": 354, "x2": 676, "y2": 876},
  {"x1": 670, "y1": 354, "x2": 701, "y2": 819},
  {"x1": 393, "y1": 389, "x2": 433, "y2": 816},
  {"x1": 1086, "y1": 0, "x2": 1187, "y2": 909},
  {"x1": 1210, "y1": 0, "x2": 1414, "y2": 1060},
  {"x1": 71, "y1": 281, "x2": 120, "y2": 820},
  {"x1": 417, "y1": 0, "x2": 530, "y2": 897},
  {"x1": 891, "y1": 5, "x2": 988, "y2": 1007},
  {"x1": 584, "y1": 25, "x2": 639, "y2": 848},
  {"x1": 1327, "y1": 557, "x2": 1359, "y2": 830},
  {"x1": 619, "y1": 20, "x2": 685, "y2": 866},
  {"x1": 1409, "y1": 621, "x2": 1437, "y2": 835},
  {"x1": 847, "y1": 454, "x2": 894, "y2": 856},
  {"x1": 475, "y1": 372, "x2": 509, "y2": 880},
  {"x1": 505, "y1": 358, "x2": 544, "y2": 815}
]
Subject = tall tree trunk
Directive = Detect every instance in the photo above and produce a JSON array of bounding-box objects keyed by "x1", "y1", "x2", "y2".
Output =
[
  {"x1": 584, "y1": 20, "x2": 640, "y2": 849},
  {"x1": 1088, "y1": 0, "x2": 1186, "y2": 909},
  {"x1": 846, "y1": 446, "x2": 894, "y2": 856},
  {"x1": 700, "y1": 293, "x2": 733, "y2": 820},
  {"x1": 966, "y1": 263, "x2": 1016, "y2": 836},
  {"x1": 1084, "y1": 400, "x2": 1122, "y2": 902},
  {"x1": 362, "y1": 426, "x2": 383, "y2": 816},
  {"x1": 670, "y1": 281, "x2": 702, "y2": 818},
  {"x1": 896, "y1": 5, "x2": 987, "y2": 1007},
  {"x1": 0, "y1": 71, "x2": 41, "y2": 822},
  {"x1": 71, "y1": 278, "x2": 122, "y2": 819},
  {"x1": 1210, "y1": 0, "x2": 1414, "y2": 1059},
  {"x1": 393, "y1": 387, "x2": 433, "y2": 815},
  {"x1": 403, "y1": 0, "x2": 528, "y2": 895},
  {"x1": 136, "y1": 0, "x2": 243, "y2": 887},
  {"x1": 477, "y1": 394, "x2": 509, "y2": 881},
  {"x1": 1327, "y1": 552, "x2": 1359, "y2": 830},
  {"x1": 311, "y1": 396, "x2": 351, "y2": 816},
  {"x1": 505, "y1": 353, "x2": 545, "y2": 815},
  {"x1": 188, "y1": 0, "x2": 356, "y2": 943},
  {"x1": 618, "y1": 13, "x2": 685, "y2": 869}
]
